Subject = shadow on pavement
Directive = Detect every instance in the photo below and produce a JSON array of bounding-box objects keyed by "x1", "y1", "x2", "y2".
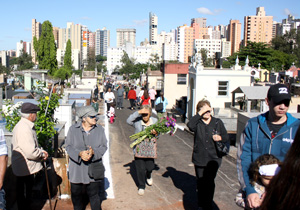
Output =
[
  {"x1": 162, "y1": 167, "x2": 198, "y2": 210},
  {"x1": 123, "y1": 161, "x2": 160, "y2": 188}
]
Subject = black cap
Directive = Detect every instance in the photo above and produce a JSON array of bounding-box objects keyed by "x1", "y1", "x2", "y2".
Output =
[
  {"x1": 267, "y1": 84, "x2": 291, "y2": 104},
  {"x1": 21, "y1": 102, "x2": 41, "y2": 113}
]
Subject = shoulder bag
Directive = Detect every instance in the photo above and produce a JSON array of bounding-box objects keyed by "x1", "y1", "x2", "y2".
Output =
[
  {"x1": 213, "y1": 119, "x2": 230, "y2": 157},
  {"x1": 155, "y1": 97, "x2": 164, "y2": 113}
]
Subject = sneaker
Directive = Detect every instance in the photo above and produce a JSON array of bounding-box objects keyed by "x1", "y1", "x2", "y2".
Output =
[
  {"x1": 138, "y1": 188, "x2": 145, "y2": 196},
  {"x1": 116, "y1": 107, "x2": 119, "y2": 110},
  {"x1": 146, "y1": 177, "x2": 153, "y2": 186}
]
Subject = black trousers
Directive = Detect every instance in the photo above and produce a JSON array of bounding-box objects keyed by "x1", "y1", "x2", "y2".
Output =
[
  {"x1": 195, "y1": 160, "x2": 221, "y2": 210},
  {"x1": 71, "y1": 182, "x2": 102, "y2": 210},
  {"x1": 129, "y1": 99, "x2": 135, "y2": 108},
  {"x1": 134, "y1": 157, "x2": 154, "y2": 189},
  {"x1": 16, "y1": 174, "x2": 35, "y2": 210},
  {"x1": 151, "y1": 100, "x2": 155, "y2": 108}
]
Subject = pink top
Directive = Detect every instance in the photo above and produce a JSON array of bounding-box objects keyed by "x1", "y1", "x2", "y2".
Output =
[{"x1": 148, "y1": 89, "x2": 157, "y2": 100}]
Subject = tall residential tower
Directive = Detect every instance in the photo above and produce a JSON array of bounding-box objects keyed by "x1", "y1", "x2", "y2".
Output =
[
  {"x1": 149, "y1": 12, "x2": 158, "y2": 45},
  {"x1": 244, "y1": 7, "x2": 273, "y2": 46}
]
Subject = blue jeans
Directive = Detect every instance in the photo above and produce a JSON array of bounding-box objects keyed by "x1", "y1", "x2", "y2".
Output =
[{"x1": 0, "y1": 188, "x2": 6, "y2": 210}]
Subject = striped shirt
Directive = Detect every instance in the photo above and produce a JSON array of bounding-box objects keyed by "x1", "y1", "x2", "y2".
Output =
[{"x1": 0, "y1": 129, "x2": 8, "y2": 156}]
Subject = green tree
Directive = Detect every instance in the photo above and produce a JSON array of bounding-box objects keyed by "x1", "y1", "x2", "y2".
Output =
[
  {"x1": 64, "y1": 39, "x2": 72, "y2": 70},
  {"x1": 17, "y1": 52, "x2": 34, "y2": 70},
  {"x1": 33, "y1": 20, "x2": 57, "y2": 74},
  {"x1": 119, "y1": 51, "x2": 135, "y2": 78},
  {"x1": 97, "y1": 61, "x2": 107, "y2": 75},
  {"x1": 85, "y1": 47, "x2": 96, "y2": 71},
  {"x1": 149, "y1": 53, "x2": 161, "y2": 70},
  {"x1": 96, "y1": 55, "x2": 107, "y2": 62},
  {"x1": 0, "y1": 65, "x2": 10, "y2": 75}
]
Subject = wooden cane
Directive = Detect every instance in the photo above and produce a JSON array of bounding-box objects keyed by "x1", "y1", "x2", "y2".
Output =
[{"x1": 43, "y1": 161, "x2": 53, "y2": 210}]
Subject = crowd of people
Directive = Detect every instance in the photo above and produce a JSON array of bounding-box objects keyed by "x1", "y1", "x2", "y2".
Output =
[{"x1": 1, "y1": 81, "x2": 300, "y2": 210}]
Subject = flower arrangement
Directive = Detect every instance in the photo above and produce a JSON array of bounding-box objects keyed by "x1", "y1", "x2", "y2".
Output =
[
  {"x1": 129, "y1": 117, "x2": 177, "y2": 148},
  {"x1": 1, "y1": 101, "x2": 23, "y2": 132}
]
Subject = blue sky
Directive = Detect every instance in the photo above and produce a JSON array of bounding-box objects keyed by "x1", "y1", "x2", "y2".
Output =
[{"x1": 0, "y1": 0, "x2": 299, "y2": 51}]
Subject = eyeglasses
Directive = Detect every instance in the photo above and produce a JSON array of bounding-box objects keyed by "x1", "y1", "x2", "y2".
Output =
[{"x1": 89, "y1": 116, "x2": 97, "y2": 119}]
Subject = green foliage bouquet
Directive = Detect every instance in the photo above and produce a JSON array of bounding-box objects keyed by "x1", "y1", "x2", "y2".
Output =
[{"x1": 129, "y1": 117, "x2": 177, "y2": 148}]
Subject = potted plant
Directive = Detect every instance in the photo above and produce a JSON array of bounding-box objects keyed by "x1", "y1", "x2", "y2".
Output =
[{"x1": 237, "y1": 98, "x2": 245, "y2": 110}]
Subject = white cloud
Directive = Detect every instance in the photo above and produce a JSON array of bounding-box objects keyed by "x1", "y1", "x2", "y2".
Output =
[
  {"x1": 196, "y1": 7, "x2": 223, "y2": 15},
  {"x1": 197, "y1": 7, "x2": 214, "y2": 15},
  {"x1": 81, "y1": 16, "x2": 91, "y2": 20}
]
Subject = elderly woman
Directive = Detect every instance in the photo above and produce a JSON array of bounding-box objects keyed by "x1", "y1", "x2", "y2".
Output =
[
  {"x1": 126, "y1": 105, "x2": 158, "y2": 196},
  {"x1": 187, "y1": 99, "x2": 228, "y2": 210},
  {"x1": 66, "y1": 106, "x2": 107, "y2": 210}
]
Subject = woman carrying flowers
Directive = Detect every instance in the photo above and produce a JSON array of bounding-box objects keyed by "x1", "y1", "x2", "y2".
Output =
[
  {"x1": 187, "y1": 99, "x2": 229, "y2": 210},
  {"x1": 126, "y1": 105, "x2": 158, "y2": 196}
]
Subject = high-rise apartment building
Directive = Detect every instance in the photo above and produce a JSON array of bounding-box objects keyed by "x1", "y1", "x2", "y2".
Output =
[
  {"x1": 58, "y1": 28, "x2": 66, "y2": 49},
  {"x1": 149, "y1": 12, "x2": 158, "y2": 45},
  {"x1": 0, "y1": 51, "x2": 9, "y2": 68},
  {"x1": 53, "y1": 27, "x2": 59, "y2": 48},
  {"x1": 95, "y1": 28, "x2": 110, "y2": 57},
  {"x1": 191, "y1": 18, "x2": 207, "y2": 28},
  {"x1": 194, "y1": 39, "x2": 222, "y2": 58},
  {"x1": 82, "y1": 25, "x2": 89, "y2": 66},
  {"x1": 228, "y1": 19, "x2": 241, "y2": 55},
  {"x1": 32, "y1": 19, "x2": 42, "y2": 64},
  {"x1": 177, "y1": 25, "x2": 194, "y2": 63},
  {"x1": 16, "y1": 41, "x2": 31, "y2": 57},
  {"x1": 244, "y1": 7, "x2": 273, "y2": 46},
  {"x1": 66, "y1": 22, "x2": 82, "y2": 51},
  {"x1": 116, "y1": 29, "x2": 136, "y2": 47}
]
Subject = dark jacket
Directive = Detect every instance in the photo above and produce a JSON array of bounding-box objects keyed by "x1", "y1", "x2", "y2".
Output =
[{"x1": 187, "y1": 114, "x2": 228, "y2": 166}]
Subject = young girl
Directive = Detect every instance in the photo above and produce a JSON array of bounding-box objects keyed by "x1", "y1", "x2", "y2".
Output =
[
  {"x1": 235, "y1": 154, "x2": 281, "y2": 209},
  {"x1": 108, "y1": 102, "x2": 116, "y2": 124}
]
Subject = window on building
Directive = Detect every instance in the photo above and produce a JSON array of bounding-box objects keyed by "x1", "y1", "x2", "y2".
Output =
[
  {"x1": 218, "y1": 81, "x2": 228, "y2": 96},
  {"x1": 177, "y1": 74, "x2": 187, "y2": 85}
]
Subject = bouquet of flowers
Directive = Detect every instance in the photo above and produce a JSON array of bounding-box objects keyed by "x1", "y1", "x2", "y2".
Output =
[{"x1": 130, "y1": 117, "x2": 177, "y2": 148}]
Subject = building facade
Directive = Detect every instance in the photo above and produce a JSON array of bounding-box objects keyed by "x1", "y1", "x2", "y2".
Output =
[
  {"x1": 243, "y1": 7, "x2": 273, "y2": 46},
  {"x1": 31, "y1": 19, "x2": 42, "y2": 63},
  {"x1": 228, "y1": 20, "x2": 241, "y2": 55},
  {"x1": 95, "y1": 28, "x2": 110, "y2": 57},
  {"x1": 194, "y1": 39, "x2": 222, "y2": 58},
  {"x1": 149, "y1": 12, "x2": 158, "y2": 45},
  {"x1": 116, "y1": 29, "x2": 136, "y2": 47}
]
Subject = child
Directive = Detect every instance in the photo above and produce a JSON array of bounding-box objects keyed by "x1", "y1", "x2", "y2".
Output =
[
  {"x1": 235, "y1": 154, "x2": 281, "y2": 209},
  {"x1": 108, "y1": 102, "x2": 116, "y2": 124}
]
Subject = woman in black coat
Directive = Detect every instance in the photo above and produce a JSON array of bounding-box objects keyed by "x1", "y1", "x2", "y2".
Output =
[{"x1": 187, "y1": 99, "x2": 229, "y2": 210}]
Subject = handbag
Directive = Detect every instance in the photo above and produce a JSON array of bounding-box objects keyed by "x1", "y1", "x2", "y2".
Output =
[
  {"x1": 88, "y1": 160, "x2": 105, "y2": 180},
  {"x1": 134, "y1": 138, "x2": 157, "y2": 158},
  {"x1": 155, "y1": 98, "x2": 164, "y2": 113},
  {"x1": 213, "y1": 119, "x2": 229, "y2": 157}
]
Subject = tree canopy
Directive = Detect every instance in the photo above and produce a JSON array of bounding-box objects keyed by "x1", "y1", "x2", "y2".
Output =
[
  {"x1": 33, "y1": 20, "x2": 57, "y2": 75},
  {"x1": 223, "y1": 41, "x2": 295, "y2": 71},
  {"x1": 9, "y1": 52, "x2": 34, "y2": 70}
]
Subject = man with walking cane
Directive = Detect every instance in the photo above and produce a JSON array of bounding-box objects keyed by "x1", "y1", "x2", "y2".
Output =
[{"x1": 11, "y1": 102, "x2": 48, "y2": 210}]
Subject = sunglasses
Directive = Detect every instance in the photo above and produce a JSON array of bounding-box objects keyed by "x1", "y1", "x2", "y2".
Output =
[
  {"x1": 89, "y1": 115, "x2": 97, "y2": 119},
  {"x1": 142, "y1": 114, "x2": 149, "y2": 117}
]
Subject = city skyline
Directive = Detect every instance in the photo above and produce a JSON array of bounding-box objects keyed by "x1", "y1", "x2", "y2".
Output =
[{"x1": 0, "y1": 0, "x2": 299, "y2": 51}]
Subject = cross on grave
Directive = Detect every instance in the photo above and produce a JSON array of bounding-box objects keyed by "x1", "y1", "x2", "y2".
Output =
[{"x1": 264, "y1": 71, "x2": 269, "y2": 82}]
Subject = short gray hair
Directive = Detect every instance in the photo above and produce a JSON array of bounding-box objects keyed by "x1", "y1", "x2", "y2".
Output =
[
  {"x1": 20, "y1": 112, "x2": 30, "y2": 119},
  {"x1": 140, "y1": 104, "x2": 152, "y2": 115}
]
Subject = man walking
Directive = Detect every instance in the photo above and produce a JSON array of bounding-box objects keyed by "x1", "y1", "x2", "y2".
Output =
[
  {"x1": 11, "y1": 103, "x2": 48, "y2": 210},
  {"x1": 0, "y1": 128, "x2": 7, "y2": 210},
  {"x1": 116, "y1": 84, "x2": 125, "y2": 109},
  {"x1": 237, "y1": 84, "x2": 300, "y2": 209}
]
